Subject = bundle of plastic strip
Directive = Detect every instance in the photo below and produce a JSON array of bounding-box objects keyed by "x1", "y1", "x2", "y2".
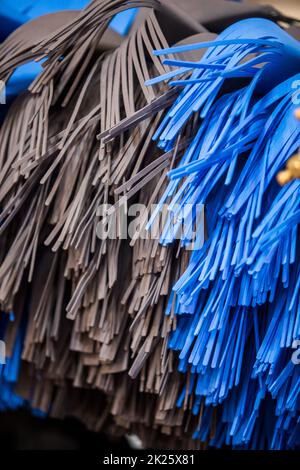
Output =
[
  {"x1": 0, "y1": 0, "x2": 213, "y2": 449},
  {"x1": 0, "y1": 0, "x2": 300, "y2": 450},
  {"x1": 0, "y1": 0, "x2": 138, "y2": 123},
  {"x1": 142, "y1": 18, "x2": 300, "y2": 449}
]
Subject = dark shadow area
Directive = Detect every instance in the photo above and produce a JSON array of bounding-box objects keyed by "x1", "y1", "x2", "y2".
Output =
[{"x1": 0, "y1": 409, "x2": 129, "y2": 450}]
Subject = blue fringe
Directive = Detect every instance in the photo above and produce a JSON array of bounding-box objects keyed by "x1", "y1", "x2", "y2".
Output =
[{"x1": 147, "y1": 18, "x2": 300, "y2": 449}]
